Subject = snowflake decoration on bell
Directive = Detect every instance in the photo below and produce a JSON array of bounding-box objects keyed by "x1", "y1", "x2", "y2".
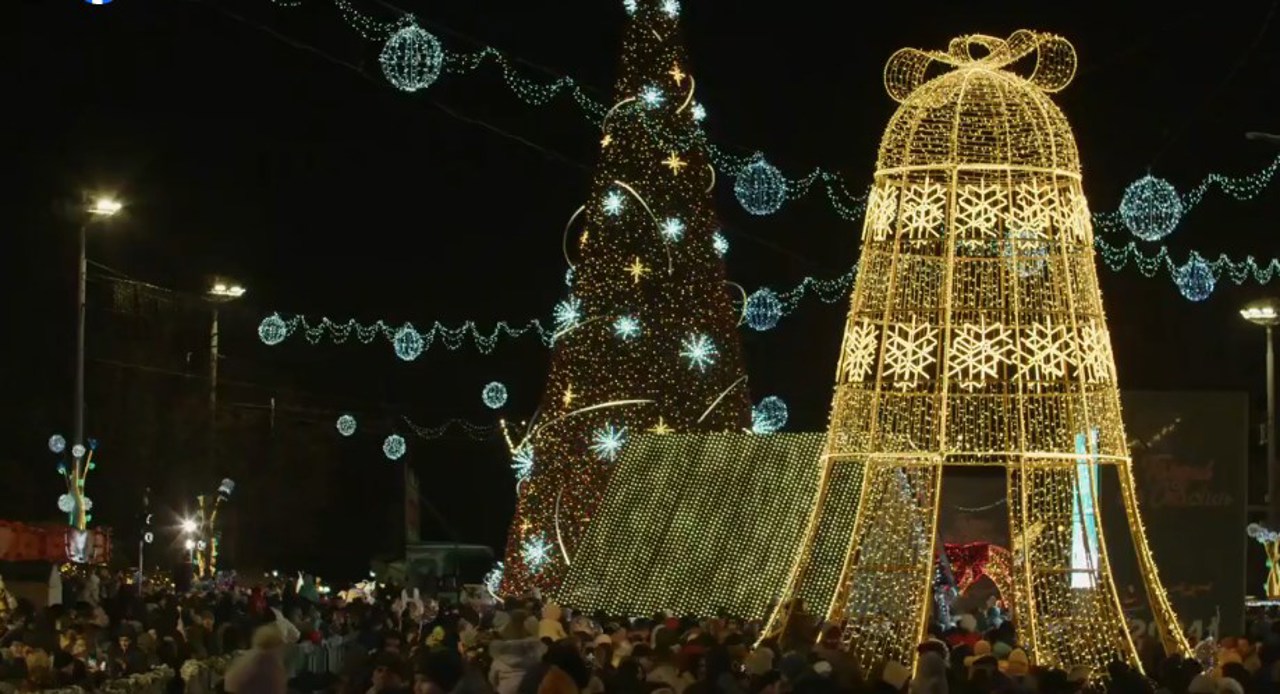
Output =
[
  {"x1": 521, "y1": 534, "x2": 553, "y2": 574},
  {"x1": 621, "y1": 0, "x2": 637, "y2": 14},
  {"x1": 691, "y1": 103, "x2": 707, "y2": 122},
  {"x1": 712, "y1": 231, "x2": 729, "y2": 257},
  {"x1": 511, "y1": 444, "x2": 534, "y2": 483},
  {"x1": 564, "y1": 267, "x2": 575, "y2": 288},
  {"x1": 660, "y1": 217, "x2": 685, "y2": 242},
  {"x1": 613, "y1": 315, "x2": 641, "y2": 340},
  {"x1": 661, "y1": 0, "x2": 680, "y2": 17},
  {"x1": 483, "y1": 562, "x2": 504, "y2": 596},
  {"x1": 602, "y1": 190, "x2": 624, "y2": 216},
  {"x1": 553, "y1": 295, "x2": 581, "y2": 330},
  {"x1": 639, "y1": 85, "x2": 664, "y2": 109},
  {"x1": 680, "y1": 333, "x2": 718, "y2": 372},
  {"x1": 590, "y1": 423, "x2": 628, "y2": 462}
]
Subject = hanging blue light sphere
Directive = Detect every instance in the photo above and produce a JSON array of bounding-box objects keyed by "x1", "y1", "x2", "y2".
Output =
[
  {"x1": 482, "y1": 382, "x2": 508, "y2": 409},
  {"x1": 393, "y1": 325, "x2": 425, "y2": 361},
  {"x1": 744, "y1": 288, "x2": 784, "y2": 331},
  {"x1": 379, "y1": 24, "x2": 444, "y2": 93},
  {"x1": 336, "y1": 414, "x2": 357, "y2": 437},
  {"x1": 1174, "y1": 253, "x2": 1215, "y2": 302},
  {"x1": 48, "y1": 434, "x2": 66, "y2": 454},
  {"x1": 258, "y1": 314, "x2": 288, "y2": 346},
  {"x1": 1119, "y1": 175, "x2": 1183, "y2": 242},
  {"x1": 734, "y1": 155, "x2": 787, "y2": 216},
  {"x1": 752, "y1": 396, "x2": 789, "y2": 434},
  {"x1": 383, "y1": 434, "x2": 407, "y2": 461}
]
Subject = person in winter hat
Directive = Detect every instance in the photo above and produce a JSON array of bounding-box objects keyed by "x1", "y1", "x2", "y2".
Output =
[
  {"x1": 910, "y1": 652, "x2": 947, "y2": 694},
  {"x1": 878, "y1": 661, "x2": 910, "y2": 693},
  {"x1": 539, "y1": 604, "x2": 568, "y2": 643},
  {"x1": 490, "y1": 611, "x2": 546, "y2": 694}
]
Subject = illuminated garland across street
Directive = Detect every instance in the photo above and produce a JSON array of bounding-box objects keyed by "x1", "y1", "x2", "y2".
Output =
[
  {"x1": 274, "y1": 1, "x2": 1280, "y2": 235},
  {"x1": 257, "y1": 232, "x2": 1280, "y2": 354}
]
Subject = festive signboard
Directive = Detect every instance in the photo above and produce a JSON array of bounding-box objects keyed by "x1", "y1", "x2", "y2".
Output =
[
  {"x1": 1104, "y1": 391, "x2": 1249, "y2": 640},
  {"x1": 0, "y1": 521, "x2": 112, "y2": 564}
]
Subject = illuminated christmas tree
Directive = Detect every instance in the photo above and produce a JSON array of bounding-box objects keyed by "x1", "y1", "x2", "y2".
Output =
[
  {"x1": 765, "y1": 31, "x2": 1189, "y2": 676},
  {"x1": 499, "y1": 0, "x2": 751, "y2": 595}
]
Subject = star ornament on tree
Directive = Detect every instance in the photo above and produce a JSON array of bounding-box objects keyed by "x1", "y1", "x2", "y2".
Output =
[
  {"x1": 627, "y1": 257, "x2": 651, "y2": 283},
  {"x1": 663, "y1": 152, "x2": 688, "y2": 174},
  {"x1": 679, "y1": 333, "x2": 718, "y2": 372},
  {"x1": 668, "y1": 63, "x2": 686, "y2": 85},
  {"x1": 590, "y1": 423, "x2": 628, "y2": 462}
]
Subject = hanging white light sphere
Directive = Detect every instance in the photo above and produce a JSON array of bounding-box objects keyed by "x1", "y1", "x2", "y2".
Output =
[
  {"x1": 1119, "y1": 175, "x2": 1183, "y2": 242},
  {"x1": 379, "y1": 24, "x2": 444, "y2": 93}
]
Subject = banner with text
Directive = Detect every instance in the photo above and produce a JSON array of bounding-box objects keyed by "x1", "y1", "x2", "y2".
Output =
[{"x1": 1102, "y1": 391, "x2": 1249, "y2": 640}]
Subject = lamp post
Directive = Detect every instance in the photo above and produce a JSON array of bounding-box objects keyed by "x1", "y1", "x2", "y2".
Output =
[
  {"x1": 71, "y1": 196, "x2": 121, "y2": 531},
  {"x1": 206, "y1": 282, "x2": 245, "y2": 480},
  {"x1": 180, "y1": 517, "x2": 198, "y2": 568},
  {"x1": 1242, "y1": 298, "x2": 1280, "y2": 526}
]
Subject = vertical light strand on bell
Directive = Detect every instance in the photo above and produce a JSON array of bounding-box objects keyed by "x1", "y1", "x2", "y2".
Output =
[{"x1": 762, "y1": 30, "x2": 1190, "y2": 679}]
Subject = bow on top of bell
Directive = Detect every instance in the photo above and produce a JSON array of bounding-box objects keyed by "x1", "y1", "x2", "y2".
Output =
[{"x1": 884, "y1": 30, "x2": 1077, "y2": 103}]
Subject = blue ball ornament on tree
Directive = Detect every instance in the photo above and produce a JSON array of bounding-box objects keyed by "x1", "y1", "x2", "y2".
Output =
[
  {"x1": 1119, "y1": 175, "x2": 1183, "y2": 242},
  {"x1": 751, "y1": 396, "x2": 789, "y2": 434},
  {"x1": 482, "y1": 382, "x2": 508, "y2": 409},
  {"x1": 258, "y1": 314, "x2": 289, "y2": 346},
  {"x1": 379, "y1": 23, "x2": 444, "y2": 93},
  {"x1": 734, "y1": 154, "x2": 787, "y2": 216},
  {"x1": 743, "y1": 288, "x2": 784, "y2": 331},
  {"x1": 393, "y1": 325, "x2": 425, "y2": 361},
  {"x1": 336, "y1": 414, "x2": 357, "y2": 437},
  {"x1": 1174, "y1": 253, "x2": 1215, "y2": 302},
  {"x1": 383, "y1": 434, "x2": 407, "y2": 461}
]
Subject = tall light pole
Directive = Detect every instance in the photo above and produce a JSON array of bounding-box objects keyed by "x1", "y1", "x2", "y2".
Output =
[
  {"x1": 72, "y1": 196, "x2": 121, "y2": 531},
  {"x1": 1242, "y1": 298, "x2": 1280, "y2": 526},
  {"x1": 206, "y1": 281, "x2": 246, "y2": 479}
]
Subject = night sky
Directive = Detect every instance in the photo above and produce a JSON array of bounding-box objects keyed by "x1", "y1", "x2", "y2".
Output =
[{"x1": 3, "y1": 0, "x2": 1279, "y2": 574}]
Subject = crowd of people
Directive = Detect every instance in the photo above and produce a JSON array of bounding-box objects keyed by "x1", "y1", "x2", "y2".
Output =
[{"x1": 3, "y1": 569, "x2": 1280, "y2": 694}]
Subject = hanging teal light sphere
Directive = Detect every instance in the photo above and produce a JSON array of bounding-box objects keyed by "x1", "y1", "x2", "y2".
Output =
[
  {"x1": 734, "y1": 155, "x2": 787, "y2": 216},
  {"x1": 383, "y1": 434, "x2": 407, "y2": 461},
  {"x1": 751, "y1": 396, "x2": 788, "y2": 434},
  {"x1": 48, "y1": 434, "x2": 66, "y2": 454},
  {"x1": 393, "y1": 325, "x2": 425, "y2": 361},
  {"x1": 336, "y1": 414, "x2": 357, "y2": 437},
  {"x1": 258, "y1": 314, "x2": 288, "y2": 346},
  {"x1": 1174, "y1": 253, "x2": 1215, "y2": 302},
  {"x1": 58, "y1": 494, "x2": 75, "y2": 514},
  {"x1": 482, "y1": 382, "x2": 508, "y2": 409},
  {"x1": 1119, "y1": 175, "x2": 1183, "y2": 242},
  {"x1": 379, "y1": 23, "x2": 444, "y2": 93},
  {"x1": 744, "y1": 288, "x2": 783, "y2": 331}
]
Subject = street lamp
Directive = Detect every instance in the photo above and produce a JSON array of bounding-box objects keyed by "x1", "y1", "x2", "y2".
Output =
[
  {"x1": 71, "y1": 195, "x2": 122, "y2": 531},
  {"x1": 206, "y1": 280, "x2": 246, "y2": 481},
  {"x1": 179, "y1": 518, "x2": 198, "y2": 535},
  {"x1": 1242, "y1": 297, "x2": 1280, "y2": 526}
]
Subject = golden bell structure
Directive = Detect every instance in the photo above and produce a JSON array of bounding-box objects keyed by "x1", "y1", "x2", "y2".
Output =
[{"x1": 764, "y1": 31, "x2": 1189, "y2": 676}]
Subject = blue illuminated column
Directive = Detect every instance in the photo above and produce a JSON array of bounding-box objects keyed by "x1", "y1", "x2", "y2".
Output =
[{"x1": 1071, "y1": 427, "x2": 1101, "y2": 589}]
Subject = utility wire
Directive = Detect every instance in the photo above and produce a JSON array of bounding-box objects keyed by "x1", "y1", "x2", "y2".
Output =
[{"x1": 1150, "y1": 0, "x2": 1279, "y2": 167}]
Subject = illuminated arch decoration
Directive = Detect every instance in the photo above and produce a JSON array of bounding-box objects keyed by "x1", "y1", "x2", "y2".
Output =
[{"x1": 763, "y1": 31, "x2": 1189, "y2": 678}]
